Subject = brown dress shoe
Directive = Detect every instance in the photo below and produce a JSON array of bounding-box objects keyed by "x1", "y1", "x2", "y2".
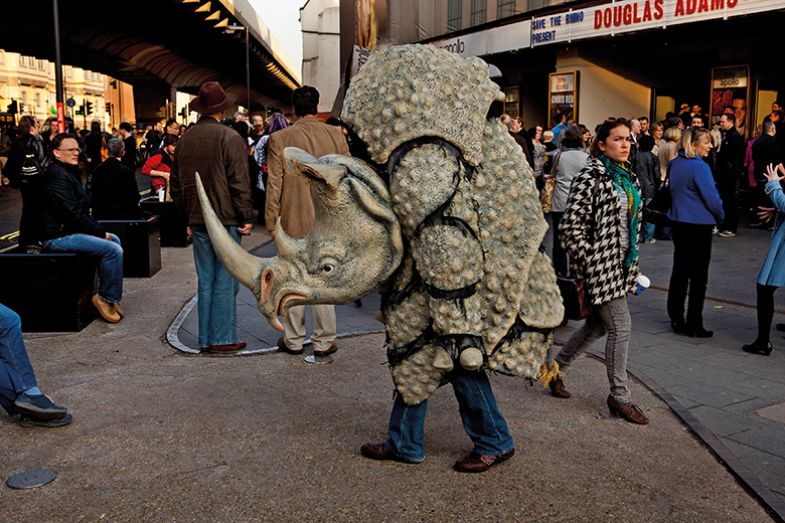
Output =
[
  {"x1": 277, "y1": 337, "x2": 303, "y2": 355},
  {"x1": 205, "y1": 342, "x2": 247, "y2": 354},
  {"x1": 549, "y1": 377, "x2": 571, "y2": 398},
  {"x1": 607, "y1": 395, "x2": 649, "y2": 425},
  {"x1": 453, "y1": 448, "x2": 515, "y2": 473},
  {"x1": 313, "y1": 342, "x2": 337, "y2": 357},
  {"x1": 360, "y1": 443, "x2": 421, "y2": 464},
  {"x1": 92, "y1": 294, "x2": 121, "y2": 323}
]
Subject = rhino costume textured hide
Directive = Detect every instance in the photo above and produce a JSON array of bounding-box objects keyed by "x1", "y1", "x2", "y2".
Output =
[{"x1": 196, "y1": 44, "x2": 564, "y2": 406}]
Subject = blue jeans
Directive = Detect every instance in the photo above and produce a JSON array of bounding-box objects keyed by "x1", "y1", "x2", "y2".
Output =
[
  {"x1": 641, "y1": 198, "x2": 656, "y2": 243},
  {"x1": 44, "y1": 233, "x2": 124, "y2": 303},
  {"x1": 192, "y1": 225, "x2": 241, "y2": 348},
  {"x1": 0, "y1": 304, "x2": 38, "y2": 416},
  {"x1": 386, "y1": 368, "x2": 514, "y2": 462}
]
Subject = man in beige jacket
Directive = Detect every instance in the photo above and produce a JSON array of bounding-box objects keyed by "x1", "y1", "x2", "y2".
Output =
[{"x1": 265, "y1": 86, "x2": 350, "y2": 356}]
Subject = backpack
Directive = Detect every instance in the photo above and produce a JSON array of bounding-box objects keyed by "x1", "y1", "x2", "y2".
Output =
[{"x1": 19, "y1": 141, "x2": 45, "y2": 186}]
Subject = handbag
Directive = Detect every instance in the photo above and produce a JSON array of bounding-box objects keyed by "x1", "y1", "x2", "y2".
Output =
[
  {"x1": 540, "y1": 176, "x2": 556, "y2": 213},
  {"x1": 540, "y1": 152, "x2": 561, "y2": 213},
  {"x1": 643, "y1": 163, "x2": 672, "y2": 225},
  {"x1": 557, "y1": 275, "x2": 591, "y2": 321}
]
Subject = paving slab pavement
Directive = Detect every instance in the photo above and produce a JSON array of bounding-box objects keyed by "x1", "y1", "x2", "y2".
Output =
[{"x1": 0, "y1": 226, "x2": 780, "y2": 521}]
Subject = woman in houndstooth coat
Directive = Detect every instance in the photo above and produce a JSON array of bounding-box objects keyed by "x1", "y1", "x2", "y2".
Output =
[{"x1": 549, "y1": 118, "x2": 649, "y2": 425}]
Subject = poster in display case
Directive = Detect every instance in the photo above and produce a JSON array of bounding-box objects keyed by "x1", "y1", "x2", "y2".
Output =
[
  {"x1": 710, "y1": 65, "x2": 750, "y2": 137},
  {"x1": 549, "y1": 71, "x2": 578, "y2": 129}
]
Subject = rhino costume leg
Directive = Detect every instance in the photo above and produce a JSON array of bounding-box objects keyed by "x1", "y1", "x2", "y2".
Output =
[{"x1": 384, "y1": 368, "x2": 513, "y2": 462}]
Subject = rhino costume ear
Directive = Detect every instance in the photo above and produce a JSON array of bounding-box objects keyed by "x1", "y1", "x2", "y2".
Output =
[
  {"x1": 347, "y1": 177, "x2": 404, "y2": 273},
  {"x1": 284, "y1": 147, "x2": 347, "y2": 190}
]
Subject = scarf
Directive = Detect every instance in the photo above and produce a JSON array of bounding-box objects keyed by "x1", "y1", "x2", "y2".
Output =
[{"x1": 600, "y1": 154, "x2": 641, "y2": 269}]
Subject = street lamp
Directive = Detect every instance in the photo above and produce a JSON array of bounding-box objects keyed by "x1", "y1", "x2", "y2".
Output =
[{"x1": 224, "y1": 23, "x2": 250, "y2": 112}]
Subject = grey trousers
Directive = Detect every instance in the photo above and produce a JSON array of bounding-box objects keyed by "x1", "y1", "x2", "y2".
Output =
[
  {"x1": 283, "y1": 304, "x2": 337, "y2": 351},
  {"x1": 555, "y1": 296, "x2": 632, "y2": 402}
]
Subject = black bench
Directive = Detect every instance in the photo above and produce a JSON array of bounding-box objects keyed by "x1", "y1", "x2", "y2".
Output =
[
  {"x1": 97, "y1": 216, "x2": 161, "y2": 278},
  {"x1": 139, "y1": 199, "x2": 189, "y2": 247},
  {"x1": 0, "y1": 247, "x2": 98, "y2": 332}
]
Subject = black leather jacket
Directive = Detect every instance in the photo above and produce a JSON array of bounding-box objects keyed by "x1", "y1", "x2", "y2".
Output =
[{"x1": 40, "y1": 160, "x2": 104, "y2": 239}]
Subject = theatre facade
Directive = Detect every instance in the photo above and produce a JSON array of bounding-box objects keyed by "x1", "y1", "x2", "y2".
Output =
[{"x1": 340, "y1": 0, "x2": 785, "y2": 137}]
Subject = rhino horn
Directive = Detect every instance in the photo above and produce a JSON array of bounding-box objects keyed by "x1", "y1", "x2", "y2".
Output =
[
  {"x1": 284, "y1": 147, "x2": 347, "y2": 190},
  {"x1": 195, "y1": 172, "x2": 266, "y2": 299},
  {"x1": 274, "y1": 218, "x2": 303, "y2": 258}
]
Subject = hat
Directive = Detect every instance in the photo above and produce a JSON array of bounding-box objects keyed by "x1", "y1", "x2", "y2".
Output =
[
  {"x1": 190, "y1": 81, "x2": 236, "y2": 114},
  {"x1": 680, "y1": 103, "x2": 690, "y2": 111}
]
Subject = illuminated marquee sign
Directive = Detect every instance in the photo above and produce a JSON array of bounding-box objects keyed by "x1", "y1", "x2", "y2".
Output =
[{"x1": 530, "y1": 0, "x2": 780, "y2": 47}]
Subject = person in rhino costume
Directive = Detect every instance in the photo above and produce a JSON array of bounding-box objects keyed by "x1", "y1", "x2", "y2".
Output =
[{"x1": 196, "y1": 45, "x2": 564, "y2": 472}]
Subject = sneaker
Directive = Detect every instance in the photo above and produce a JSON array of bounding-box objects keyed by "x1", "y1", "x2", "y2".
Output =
[
  {"x1": 13, "y1": 393, "x2": 68, "y2": 420},
  {"x1": 718, "y1": 230, "x2": 736, "y2": 238},
  {"x1": 17, "y1": 412, "x2": 73, "y2": 428},
  {"x1": 742, "y1": 341, "x2": 773, "y2": 356}
]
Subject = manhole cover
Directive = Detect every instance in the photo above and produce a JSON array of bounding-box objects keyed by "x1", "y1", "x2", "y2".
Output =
[{"x1": 6, "y1": 468, "x2": 57, "y2": 489}]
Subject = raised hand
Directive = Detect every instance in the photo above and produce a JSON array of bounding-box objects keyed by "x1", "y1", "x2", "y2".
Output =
[{"x1": 764, "y1": 163, "x2": 785, "y2": 182}]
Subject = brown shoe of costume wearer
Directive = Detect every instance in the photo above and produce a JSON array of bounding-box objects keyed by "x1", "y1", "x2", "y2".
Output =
[
  {"x1": 92, "y1": 294, "x2": 121, "y2": 323},
  {"x1": 607, "y1": 395, "x2": 649, "y2": 425},
  {"x1": 360, "y1": 443, "x2": 421, "y2": 464},
  {"x1": 113, "y1": 302, "x2": 125, "y2": 318},
  {"x1": 453, "y1": 448, "x2": 515, "y2": 473},
  {"x1": 205, "y1": 342, "x2": 247, "y2": 354},
  {"x1": 549, "y1": 377, "x2": 571, "y2": 398}
]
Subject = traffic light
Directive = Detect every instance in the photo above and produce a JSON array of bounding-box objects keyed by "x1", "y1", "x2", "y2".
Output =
[
  {"x1": 105, "y1": 102, "x2": 111, "y2": 114},
  {"x1": 6, "y1": 99, "x2": 18, "y2": 114},
  {"x1": 86, "y1": 101, "x2": 94, "y2": 115},
  {"x1": 76, "y1": 105, "x2": 84, "y2": 116}
]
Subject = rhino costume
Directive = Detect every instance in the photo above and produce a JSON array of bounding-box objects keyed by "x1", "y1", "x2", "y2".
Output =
[{"x1": 196, "y1": 45, "x2": 564, "y2": 406}]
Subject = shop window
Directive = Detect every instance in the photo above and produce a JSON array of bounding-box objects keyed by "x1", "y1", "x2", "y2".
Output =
[
  {"x1": 448, "y1": 0, "x2": 462, "y2": 31},
  {"x1": 504, "y1": 87, "x2": 519, "y2": 118},
  {"x1": 497, "y1": 0, "x2": 516, "y2": 18},
  {"x1": 471, "y1": 0, "x2": 486, "y2": 26}
]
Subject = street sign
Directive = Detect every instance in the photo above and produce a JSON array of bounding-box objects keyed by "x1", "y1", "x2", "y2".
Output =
[{"x1": 66, "y1": 97, "x2": 76, "y2": 108}]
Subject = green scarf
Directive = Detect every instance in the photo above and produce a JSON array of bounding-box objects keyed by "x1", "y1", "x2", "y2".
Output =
[{"x1": 600, "y1": 154, "x2": 641, "y2": 269}]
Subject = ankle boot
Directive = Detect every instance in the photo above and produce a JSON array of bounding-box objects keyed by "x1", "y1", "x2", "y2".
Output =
[
  {"x1": 742, "y1": 341, "x2": 773, "y2": 356},
  {"x1": 549, "y1": 377, "x2": 571, "y2": 398}
]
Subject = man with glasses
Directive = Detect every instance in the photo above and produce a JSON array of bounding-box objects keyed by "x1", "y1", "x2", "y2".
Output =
[{"x1": 38, "y1": 133, "x2": 125, "y2": 324}]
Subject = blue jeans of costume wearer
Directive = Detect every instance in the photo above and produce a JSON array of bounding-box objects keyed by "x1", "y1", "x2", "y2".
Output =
[
  {"x1": 192, "y1": 225, "x2": 241, "y2": 348},
  {"x1": 385, "y1": 368, "x2": 514, "y2": 462},
  {"x1": 555, "y1": 296, "x2": 632, "y2": 403},
  {"x1": 0, "y1": 303, "x2": 38, "y2": 416},
  {"x1": 44, "y1": 233, "x2": 124, "y2": 304}
]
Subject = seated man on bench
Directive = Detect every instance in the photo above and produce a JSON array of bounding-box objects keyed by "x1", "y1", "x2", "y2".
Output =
[
  {"x1": 1, "y1": 303, "x2": 71, "y2": 427},
  {"x1": 39, "y1": 133, "x2": 125, "y2": 324}
]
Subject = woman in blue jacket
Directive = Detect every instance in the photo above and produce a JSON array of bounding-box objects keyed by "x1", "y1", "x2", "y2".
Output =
[
  {"x1": 743, "y1": 162, "x2": 785, "y2": 356},
  {"x1": 666, "y1": 128, "x2": 724, "y2": 337}
]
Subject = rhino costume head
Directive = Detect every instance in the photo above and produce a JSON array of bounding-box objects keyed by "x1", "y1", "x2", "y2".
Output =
[
  {"x1": 195, "y1": 149, "x2": 403, "y2": 331},
  {"x1": 198, "y1": 44, "x2": 564, "y2": 405}
]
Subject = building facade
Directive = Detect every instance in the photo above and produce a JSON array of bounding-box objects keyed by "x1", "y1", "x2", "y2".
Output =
[
  {"x1": 0, "y1": 49, "x2": 135, "y2": 130},
  {"x1": 301, "y1": 0, "x2": 342, "y2": 114},
  {"x1": 341, "y1": 0, "x2": 785, "y2": 137}
]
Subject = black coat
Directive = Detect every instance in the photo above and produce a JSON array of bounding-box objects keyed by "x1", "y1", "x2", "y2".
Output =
[
  {"x1": 40, "y1": 160, "x2": 104, "y2": 239},
  {"x1": 91, "y1": 158, "x2": 142, "y2": 220},
  {"x1": 121, "y1": 135, "x2": 137, "y2": 171},
  {"x1": 632, "y1": 151, "x2": 660, "y2": 199},
  {"x1": 752, "y1": 134, "x2": 783, "y2": 183},
  {"x1": 716, "y1": 127, "x2": 745, "y2": 187}
]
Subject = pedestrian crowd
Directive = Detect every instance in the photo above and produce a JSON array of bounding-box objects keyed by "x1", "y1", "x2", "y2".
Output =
[{"x1": 0, "y1": 83, "x2": 783, "y2": 477}]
